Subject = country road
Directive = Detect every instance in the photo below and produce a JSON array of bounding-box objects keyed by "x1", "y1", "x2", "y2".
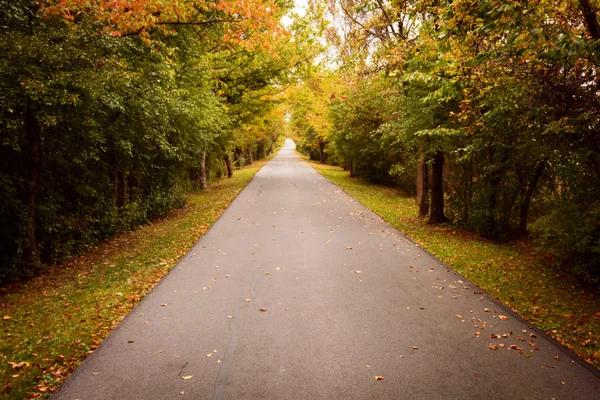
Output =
[{"x1": 53, "y1": 139, "x2": 600, "y2": 399}]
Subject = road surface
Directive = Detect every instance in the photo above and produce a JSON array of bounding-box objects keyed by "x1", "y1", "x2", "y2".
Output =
[{"x1": 54, "y1": 139, "x2": 600, "y2": 399}]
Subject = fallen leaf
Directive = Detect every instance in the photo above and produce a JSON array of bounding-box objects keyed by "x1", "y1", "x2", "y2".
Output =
[
  {"x1": 265, "y1": 272, "x2": 269, "y2": 275},
  {"x1": 260, "y1": 308, "x2": 267, "y2": 312},
  {"x1": 205, "y1": 353, "x2": 212, "y2": 358},
  {"x1": 227, "y1": 316, "x2": 234, "y2": 319},
  {"x1": 489, "y1": 334, "x2": 499, "y2": 339},
  {"x1": 346, "y1": 246, "x2": 353, "y2": 250},
  {"x1": 484, "y1": 308, "x2": 490, "y2": 312},
  {"x1": 9, "y1": 362, "x2": 30, "y2": 370},
  {"x1": 375, "y1": 376, "x2": 384, "y2": 381},
  {"x1": 182, "y1": 376, "x2": 193, "y2": 380},
  {"x1": 226, "y1": 275, "x2": 230, "y2": 278},
  {"x1": 160, "y1": 303, "x2": 167, "y2": 307},
  {"x1": 498, "y1": 315, "x2": 509, "y2": 321},
  {"x1": 456, "y1": 315, "x2": 462, "y2": 319},
  {"x1": 246, "y1": 299, "x2": 251, "y2": 302},
  {"x1": 3, "y1": 316, "x2": 11, "y2": 320},
  {"x1": 351, "y1": 270, "x2": 362, "y2": 274},
  {"x1": 412, "y1": 346, "x2": 418, "y2": 350},
  {"x1": 554, "y1": 356, "x2": 561, "y2": 361},
  {"x1": 400, "y1": 355, "x2": 404, "y2": 358},
  {"x1": 488, "y1": 344, "x2": 498, "y2": 350},
  {"x1": 158, "y1": 350, "x2": 163, "y2": 354},
  {"x1": 127, "y1": 340, "x2": 135, "y2": 343}
]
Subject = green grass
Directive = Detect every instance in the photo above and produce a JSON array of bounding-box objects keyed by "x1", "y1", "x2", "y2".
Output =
[
  {"x1": 0, "y1": 159, "x2": 272, "y2": 399},
  {"x1": 304, "y1": 157, "x2": 600, "y2": 371}
]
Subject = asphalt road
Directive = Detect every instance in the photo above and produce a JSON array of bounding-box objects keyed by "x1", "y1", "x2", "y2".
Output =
[{"x1": 54, "y1": 139, "x2": 600, "y2": 399}]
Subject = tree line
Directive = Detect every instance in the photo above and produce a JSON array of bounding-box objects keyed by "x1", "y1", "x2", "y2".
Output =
[
  {"x1": 0, "y1": 0, "x2": 318, "y2": 283},
  {"x1": 292, "y1": 0, "x2": 600, "y2": 281}
]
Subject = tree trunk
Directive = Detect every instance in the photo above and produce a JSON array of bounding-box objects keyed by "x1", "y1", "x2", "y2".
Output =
[
  {"x1": 580, "y1": 0, "x2": 600, "y2": 39},
  {"x1": 519, "y1": 158, "x2": 546, "y2": 232},
  {"x1": 25, "y1": 107, "x2": 41, "y2": 270},
  {"x1": 349, "y1": 158, "x2": 354, "y2": 177},
  {"x1": 318, "y1": 139, "x2": 326, "y2": 163},
  {"x1": 224, "y1": 154, "x2": 233, "y2": 178},
  {"x1": 247, "y1": 148, "x2": 254, "y2": 165},
  {"x1": 428, "y1": 150, "x2": 446, "y2": 225},
  {"x1": 417, "y1": 153, "x2": 429, "y2": 218},
  {"x1": 200, "y1": 152, "x2": 207, "y2": 191}
]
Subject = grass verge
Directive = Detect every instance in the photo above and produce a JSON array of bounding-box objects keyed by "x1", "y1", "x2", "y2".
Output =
[
  {"x1": 304, "y1": 157, "x2": 600, "y2": 371},
  {"x1": 0, "y1": 159, "x2": 271, "y2": 399}
]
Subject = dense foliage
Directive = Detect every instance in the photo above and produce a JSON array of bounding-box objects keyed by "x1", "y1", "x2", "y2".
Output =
[
  {"x1": 0, "y1": 0, "x2": 313, "y2": 283},
  {"x1": 291, "y1": 0, "x2": 600, "y2": 281}
]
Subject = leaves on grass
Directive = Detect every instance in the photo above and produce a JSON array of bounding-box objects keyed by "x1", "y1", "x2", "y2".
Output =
[
  {"x1": 9, "y1": 361, "x2": 30, "y2": 370},
  {"x1": 3, "y1": 315, "x2": 11, "y2": 320}
]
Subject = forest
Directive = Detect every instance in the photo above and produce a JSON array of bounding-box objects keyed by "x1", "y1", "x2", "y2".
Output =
[
  {"x1": 0, "y1": 0, "x2": 320, "y2": 283},
  {"x1": 291, "y1": 0, "x2": 600, "y2": 283},
  {"x1": 1, "y1": 0, "x2": 600, "y2": 284}
]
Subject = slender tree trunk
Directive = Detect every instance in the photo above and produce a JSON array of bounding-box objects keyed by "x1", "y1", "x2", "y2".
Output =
[
  {"x1": 349, "y1": 158, "x2": 354, "y2": 177},
  {"x1": 417, "y1": 153, "x2": 429, "y2": 218},
  {"x1": 247, "y1": 148, "x2": 254, "y2": 165},
  {"x1": 224, "y1": 154, "x2": 233, "y2": 178},
  {"x1": 114, "y1": 168, "x2": 119, "y2": 205},
  {"x1": 25, "y1": 107, "x2": 41, "y2": 269},
  {"x1": 428, "y1": 151, "x2": 446, "y2": 225},
  {"x1": 519, "y1": 158, "x2": 546, "y2": 232},
  {"x1": 200, "y1": 152, "x2": 207, "y2": 191}
]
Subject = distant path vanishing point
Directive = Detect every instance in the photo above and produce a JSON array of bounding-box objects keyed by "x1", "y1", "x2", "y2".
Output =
[{"x1": 54, "y1": 139, "x2": 600, "y2": 399}]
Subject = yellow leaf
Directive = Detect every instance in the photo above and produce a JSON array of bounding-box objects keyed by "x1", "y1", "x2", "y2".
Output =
[{"x1": 182, "y1": 376, "x2": 193, "y2": 380}]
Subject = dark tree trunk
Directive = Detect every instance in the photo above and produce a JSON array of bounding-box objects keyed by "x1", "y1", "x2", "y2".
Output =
[
  {"x1": 247, "y1": 148, "x2": 254, "y2": 165},
  {"x1": 224, "y1": 154, "x2": 233, "y2": 178},
  {"x1": 25, "y1": 108, "x2": 41, "y2": 270},
  {"x1": 318, "y1": 139, "x2": 327, "y2": 163},
  {"x1": 200, "y1": 152, "x2": 207, "y2": 191},
  {"x1": 349, "y1": 158, "x2": 354, "y2": 177},
  {"x1": 580, "y1": 0, "x2": 600, "y2": 39},
  {"x1": 428, "y1": 151, "x2": 446, "y2": 225},
  {"x1": 519, "y1": 158, "x2": 546, "y2": 232},
  {"x1": 417, "y1": 153, "x2": 429, "y2": 218}
]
